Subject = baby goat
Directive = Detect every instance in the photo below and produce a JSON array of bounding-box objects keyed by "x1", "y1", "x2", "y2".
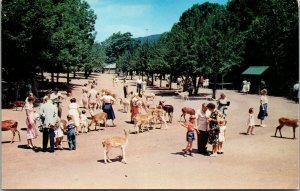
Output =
[
  {"x1": 275, "y1": 117, "x2": 298, "y2": 139},
  {"x1": 102, "y1": 129, "x2": 129, "y2": 164}
]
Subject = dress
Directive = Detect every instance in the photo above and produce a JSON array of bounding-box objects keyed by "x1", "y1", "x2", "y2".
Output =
[
  {"x1": 242, "y1": 80, "x2": 247, "y2": 93},
  {"x1": 54, "y1": 125, "x2": 64, "y2": 138},
  {"x1": 68, "y1": 103, "x2": 80, "y2": 127},
  {"x1": 25, "y1": 103, "x2": 38, "y2": 139},
  {"x1": 247, "y1": 113, "x2": 255, "y2": 126},
  {"x1": 218, "y1": 125, "x2": 226, "y2": 142},
  {"x1": 208, "y1": 110, "x2": 220, "y2": 145}
]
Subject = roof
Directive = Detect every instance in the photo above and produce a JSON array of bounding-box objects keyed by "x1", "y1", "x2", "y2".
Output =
[
  {"x1": 242, "y1": 66, "x2": 270, "y2": 75},
  {"x1": 103, "y1": 63, "x2": 116, "y2": 69}
]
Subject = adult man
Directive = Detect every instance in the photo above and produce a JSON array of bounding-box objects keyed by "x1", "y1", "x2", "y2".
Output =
[
  {"x1": 40, "y1": 96, "x2": 57, "y2": 153},
  {"x1": 195, "y1": 102, "x2": 210, "y2": 156},
  {"x1": 87, "y1": 85, "x2": 98, "y2": 115},
  {"x1": 293, "y1": 81, "x2": 299, "y2": 103}
]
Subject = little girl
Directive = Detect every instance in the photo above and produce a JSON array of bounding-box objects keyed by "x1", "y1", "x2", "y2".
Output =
[
  {"x1": 80, "y1": 110, "x2": 89, "y2": 133},
  {"x1": 246, "y1": 108, "x2": 255, "y2": 135},
  {"x1": 54, "y1": 117, "x2": 64, "y2": 150},
  {"x1": 180, "y1": 115, "x2": 198, "y2": 157},
  {"x1": 217, "y1": 119, "x2": 227, "y2": 154}
]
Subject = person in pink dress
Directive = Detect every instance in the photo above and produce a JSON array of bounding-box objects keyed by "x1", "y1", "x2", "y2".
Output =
[{"x1": 25, "y1": 97, "x2": 38, "y2": 148}]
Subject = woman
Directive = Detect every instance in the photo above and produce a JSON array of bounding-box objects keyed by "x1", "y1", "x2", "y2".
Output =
[
  {"x1": 81, "y1": 83, "x2": 88, "y2": 109},
  {"x1": 257, "y1": 89, "x2": 268, "y2": 127},
  {"x1": 68, "y1": 98, "x2": 80, "y2": 134},
  {"x1": 207, "y1": 103, "x2": 220, "y2": 157},
  {"x1": 101, "y1": 92, "x2": 116, "y2": 127},
  {"x1": 25, "y1": 97, "x2": 38, "y2": 148},
  {"x1": 217, "y1": 93, "x2": 229, "y2": 118}
]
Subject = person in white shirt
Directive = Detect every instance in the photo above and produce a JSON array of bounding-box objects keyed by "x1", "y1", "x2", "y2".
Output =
[
  {"x1": 100, "y1": 92, "x2": 116, "y2": 127},
  {"x1": 50, "y1": 88, "x2": 64, "y2": 118},
  {"x1": 136, "y1": 77, "x2": 142, "y2": 96},
  {"x1": 257, "y1": 89, "x2": 268, "y2": 127},
  {"x1": 195, "y1": 102, "x2": 210, "y2": 156}
]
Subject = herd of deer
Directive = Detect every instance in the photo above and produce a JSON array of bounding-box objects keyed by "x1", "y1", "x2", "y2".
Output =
[{"x1": 2, "y1": 87, "x2": 299, "y2": 165}]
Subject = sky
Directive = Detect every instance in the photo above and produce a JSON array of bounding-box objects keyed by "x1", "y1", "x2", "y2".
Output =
[{"x1": 85, "y1": 0, "x2": 228, "y2": 42}]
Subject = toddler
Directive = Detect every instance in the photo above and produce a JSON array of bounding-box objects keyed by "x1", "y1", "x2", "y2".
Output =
[
  {"x1": 180, "y1": 115, "x2": 198, "y2": 157},
  {"x1": 54, "y1": 117, "x2": 64, "y2": 150},
  {"x1": 217, "y1": 119, "x2": 227, "y2": 154},
  {"x1": 246, "y1": 108, "x2": 255, "y2": 135},
  {"x1": 80, "y1": 110, "x2": 89, "y2": 133},
  {"x1": 66, "y1": 115, "x2": 76, "y2": 150}
]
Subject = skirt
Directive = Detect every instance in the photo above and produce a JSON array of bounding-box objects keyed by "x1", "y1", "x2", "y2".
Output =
[
  {"x1": 257, "y1": 103, "x2": 268, "y2": 120},
  {"x1": 208, "y1": 127, "x2": 220, "y2": 145},
  {"x1": 102, "y1": 103, "x2": 115, "y2": 120},
  {"x1": 54, "y1": 127, "x2": 64, "y2": 138}
]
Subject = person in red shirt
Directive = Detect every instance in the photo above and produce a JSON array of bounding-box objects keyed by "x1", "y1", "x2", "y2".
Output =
[{"x1": 180, "y1": 115, "x2": 198, "y2": 157}]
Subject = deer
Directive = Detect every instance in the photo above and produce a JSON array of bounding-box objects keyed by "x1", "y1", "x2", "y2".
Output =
[
  {"x1": 175, "y1": 91, "x2": 189, "y2": 101},
  {"x1": 2, "y1": 120, "x2": 21, "y2": 143},
  {"x1": 158, "y1": 101, "x2": 174, "y2": 123},
  {"x1": 12, "y1": 101, "x2": 25, "y2": 111},
  {"x1": 119, "y1": 98, "x2": 130, "y2": 113},
  {"x1": 142, "y1": 91, "x2": 155, "y2": 101},
  {"x1": 133, "y1": 112, "x2": 154, "y2": 134},
  {"x1": 88, "y1": 111, "x2": 107, "y2": 131},
  {"x1": 102, "y1": 129, "x2": 129, "y2": 164},
  {"x1": 274, "y1": 117, "x2": 298, "y2": 139},
  {"x1": 180, "y1": 107, "x2": 195, "y2": 122}
]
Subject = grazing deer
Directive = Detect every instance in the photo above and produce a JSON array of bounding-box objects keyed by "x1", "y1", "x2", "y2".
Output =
[
  {"x1": 142, "y1": 91, "x2": 155, "y2": 101},
  {"x1": 2, "y1": 120, "x2": 20, "y2": 143},
  {"x1": 275, "y1": 117, "x2": 298, "y2": 139},
  {"x1": 102, "y1": 129, "x2": 129, "y2": 164},
  {"x1": 175, "y1": 91, "x2": 189, "y2": 101}
]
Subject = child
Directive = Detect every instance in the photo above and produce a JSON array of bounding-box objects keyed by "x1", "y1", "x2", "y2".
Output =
[
  {"x1": 217, "y1": 119, "x2": 227, "y2": 154},
  {"x1": 66, "y1": 115, "x2": 76, "y2": 150},
  {"x1": 54, "y1": 117, "x2": 64, "y2": 150},
  {"x1": 80, "y1": 110, "x2": 89, "y2": 133},
  {"x1": 246, "y1": 108, "x2": 255, "y2": 135},
  {"x1": 180, "y1": 115, "x2": 198, "y2": 157}
]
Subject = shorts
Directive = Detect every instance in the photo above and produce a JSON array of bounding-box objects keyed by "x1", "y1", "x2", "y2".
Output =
[{"x1": 186, "y1": 131, "x2": 195, "y2": 142}]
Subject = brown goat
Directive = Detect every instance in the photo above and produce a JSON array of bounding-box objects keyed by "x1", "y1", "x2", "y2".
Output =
[
  {"x1": 180, "y1": 107, "x2": 195, "y2": 122},
  {"x1": 88, "y1": 112, "x2": 107, "y2": 130},
  {"x1": 275, "y1": 117, "x2": 298, "y2": 139},
  {"x1": 12, "y1": 101, "x2": 25, "y2": 111},
  {"x1": 2, "y1": 120, "x2": 20, "y2": 143}
]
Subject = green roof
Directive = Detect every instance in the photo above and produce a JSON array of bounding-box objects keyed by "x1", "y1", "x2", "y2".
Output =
[{"x1": 242, "y1": 66, "x2": 270, "y2": 75}]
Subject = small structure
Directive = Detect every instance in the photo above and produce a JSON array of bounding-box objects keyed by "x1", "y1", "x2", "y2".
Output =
[
  {"x1": 103, "y1": 63, "x2": 116, "y2": 74},
  {"x1": 242, "y1": 66, "x2": 270, "y2": 93}
]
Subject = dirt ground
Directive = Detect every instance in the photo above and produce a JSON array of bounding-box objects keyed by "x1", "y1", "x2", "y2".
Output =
[{"x1": 1, "y1": 73, "x2": 299, "y2": 189}]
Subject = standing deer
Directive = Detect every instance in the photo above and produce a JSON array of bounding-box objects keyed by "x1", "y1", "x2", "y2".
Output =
[
  {"x1": 275, "y1": 117, "x2": 298, "y2": 139},
  {"x1": 158, "y1": 101, "x2": 174, "y2": 123},
  {"x1": 2, "y1": 120, "x2": 20, "y2": 143}
]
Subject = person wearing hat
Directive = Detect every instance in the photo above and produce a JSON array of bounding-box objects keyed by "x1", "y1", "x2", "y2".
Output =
[{"x1": 180, "y1": 115, "x2": 198, "y2": 157}]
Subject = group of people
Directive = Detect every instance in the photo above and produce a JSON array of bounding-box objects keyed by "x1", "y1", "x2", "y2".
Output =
[
  {"x1": 241, "y1": 79, "x2": 251, "y2": 94},
  {"x1": 180, "y1": 102, "x2": 227, "y2": 157}
]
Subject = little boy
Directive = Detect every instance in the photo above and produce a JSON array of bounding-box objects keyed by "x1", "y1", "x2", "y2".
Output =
[{"x1": 66, "y1": 115, "x2": 76, "y2": 150}]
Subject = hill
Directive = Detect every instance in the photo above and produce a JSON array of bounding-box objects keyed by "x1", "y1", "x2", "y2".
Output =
[{"x1": 134, "y1": 34, "x2": 161, "y2": 44}]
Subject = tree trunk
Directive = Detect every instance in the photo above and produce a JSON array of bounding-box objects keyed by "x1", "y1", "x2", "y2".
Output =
[
  {"x1": 51, "y1": 71, "x2": 54, "y2": 83},
  {"x1": 151, "y1": 73, "x2": 154, "y2": 86},
  {"x1": 56, "y1": 72, "x2": 59, "y2": 83},
  {"x1": 192, "y1": 75, "x2": 197, "y2": 95},
  {"x1": 212, "y1": 74, "x2": 217, "y2": 99},
  {"x1": 73, "y1": 71, "x2": 76, "y2": 79},
  {"x1": 67, "y1": 65, "x2": 70, "y2": 85},
  {"x1": 32, "y1": 78, "x2": 38, "y2": 98},
  {"x1": 41, "y1": 69, "x2": 44, "y2": 82},
  {"x1": 160, "y1": 74, "x2": 162, "y2": 87},
  {"x1": 169, "y1": 74, "x2": 172, "y2": 90}
]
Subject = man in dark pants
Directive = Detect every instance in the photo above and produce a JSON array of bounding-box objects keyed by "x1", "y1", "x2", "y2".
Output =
[
  {"x1": 195, "y1": 103, "x2": 210, "y2": 156},
  {"x1": 40, "y1": 96, "x2": 57, "y2": 153}
]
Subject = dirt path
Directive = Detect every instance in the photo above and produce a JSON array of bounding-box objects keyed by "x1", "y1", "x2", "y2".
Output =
[{"x1": 1, "y1": 73, "x2": 299, "y2": 189}]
